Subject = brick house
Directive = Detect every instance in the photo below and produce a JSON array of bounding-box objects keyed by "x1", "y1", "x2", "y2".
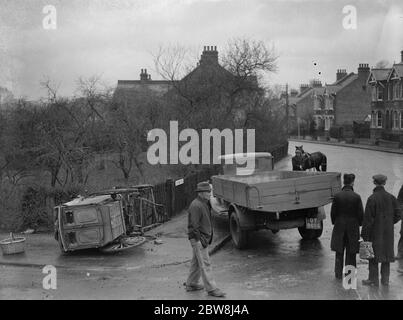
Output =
[
  {"x1": 313, "y1": 64, "x2": 371, "y2": 132},
  {"x1": 288, "y1": 81, "x2": 322, "y2": 134},
  {"x1": 114, "y1": 46, "x2": 238, "y2": 102},
  {"x1": 368, "y1": 50, "x2": 403, "y2": 145}
]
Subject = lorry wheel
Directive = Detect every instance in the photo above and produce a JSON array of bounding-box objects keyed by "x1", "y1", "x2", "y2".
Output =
[
  {"x1": 229, "y1": 213, "x2": 248, "y2": 249},
  {"x1": 298, "y1": 221, "x2": 323, "y2": 240}
]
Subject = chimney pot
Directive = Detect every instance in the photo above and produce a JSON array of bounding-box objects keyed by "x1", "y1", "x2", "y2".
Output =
[{"x1": 401, "y1": 50, "x2": 403, "y2": 63}]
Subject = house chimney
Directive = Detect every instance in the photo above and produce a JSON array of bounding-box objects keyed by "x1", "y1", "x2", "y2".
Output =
[
  {"x1": 199, "y1": 45, "x2": 218, "y2": 65},
  {"x1": 140, "y1": 68, "x2": 150, "y2": 81},
  {"x1": 310, "y1": 79, "x2": 322, "y2": 88},
  {"x1": 300, "y1": 83, "x2": 310, "y2": 93},
  {"x1": 336, "y1": 69, "x2": 347, "y2": 81},
  {"x1": 358, "y1": 63, "x2": 370, "y2": 80},
  {"x1": 401, "y1": 50, "x2": 403, "y2": 63}
]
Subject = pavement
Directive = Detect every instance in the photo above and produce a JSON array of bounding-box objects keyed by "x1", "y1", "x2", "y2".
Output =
[
  {"x1": 289, "y1": 138, "x2": 403, "y2": 155},
  {"x1": 0, "y1": 211, "x2": 230, "y2": 272}
]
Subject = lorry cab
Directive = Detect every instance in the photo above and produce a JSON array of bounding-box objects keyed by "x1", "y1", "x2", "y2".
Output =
[{"x1": 218, "y1": 152, "x2": 274, "y2": 176}]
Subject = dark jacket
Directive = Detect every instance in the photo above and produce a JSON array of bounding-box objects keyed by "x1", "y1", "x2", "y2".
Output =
[
  {"x1": 330, "y1": 185, "x2": 364, "y2": 254},
  {"x1": 361, "y1": 186, "x2": 401, "y2": 262},
  {"x1": 292, "y1": 156, "x2": 303, "y2": 171},
  {"x1": 187, "y1": 195, "x2": 213, "y2": 248},
  {"x1": 398, "y1": 185, "x2": 403, "y2": 235}
]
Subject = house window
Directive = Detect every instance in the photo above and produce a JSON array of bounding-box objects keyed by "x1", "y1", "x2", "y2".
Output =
[
  {"x1": 393, "y1": 111, "x2": 399, "y2": 129},
  {"x1": 371, "y1": 87, "x2": 377, "y2": 101},
  {"x1": 325, "y1": 96, "x2": 334, "y2": 110},
  {"x1": 324, "y1": 116, "x2": 334, "y2": 131},
  {"x1": 371, "y1": 111, "x2": 376, "y2": 128},
  {"x1": 377, "y1": 111, "x2": 382, "y2": 128},
  {"x1": 394, "y1": 82, "x2": 400, "y2": 100},
  {"x1": 389, "y1": 83, "x2": 394, "y2": 100},
  {"x1": 377, "y1": 86, "x2": 383, "y2": 101}
]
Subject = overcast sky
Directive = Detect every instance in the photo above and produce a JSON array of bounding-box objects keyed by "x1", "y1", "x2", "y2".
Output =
[{"x1": 1, "y1": 0, "x2": 403, "y2": 99}]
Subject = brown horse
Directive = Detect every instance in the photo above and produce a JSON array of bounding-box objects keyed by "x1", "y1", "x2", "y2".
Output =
[{"x1": 295, "y1": 145, "x2": 327, "y2": 172}]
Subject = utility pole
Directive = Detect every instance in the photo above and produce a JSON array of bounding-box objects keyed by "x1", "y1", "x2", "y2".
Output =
[
  {"x1": 285, "y1": 83, "x2": 289, "y2": 137},
  {"x1": 297, "y1": 116, "x2": 301, "y2": 139}
]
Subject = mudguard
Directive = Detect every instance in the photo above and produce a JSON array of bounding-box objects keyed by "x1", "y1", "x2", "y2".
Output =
[{"x1": 229, "y1": 204, "x2": 255, "y2": 230}]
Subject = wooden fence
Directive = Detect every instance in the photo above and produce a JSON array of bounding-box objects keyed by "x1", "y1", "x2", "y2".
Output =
[{"x1": 152, "y1": 141, "x2": 289, "y2": 221}]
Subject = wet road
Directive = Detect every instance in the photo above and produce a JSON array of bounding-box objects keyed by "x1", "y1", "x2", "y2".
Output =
[
  {"x1": 1, "y1": 141, "x2": 402, "y2": 300},
  {"x1": 212, "y1": 141, "x2": 403, "y2": 299}
]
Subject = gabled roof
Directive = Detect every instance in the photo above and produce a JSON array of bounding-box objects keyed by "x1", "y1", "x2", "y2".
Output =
[
  {"x1": 324, "y1": 73, "x2": 357, "y2": 95},
  {"x1": 333, "y1": 72, "x2": 356, "y2": 86},
  {"x1": 312, "y1": 87, "x2": 325, "y2": 96},
  {"x1": 368, "y1": 68, "x2": 392, "y2": 83},
  {"x1": 387, "y1": 63, "x2": 403, "y2": 81}
]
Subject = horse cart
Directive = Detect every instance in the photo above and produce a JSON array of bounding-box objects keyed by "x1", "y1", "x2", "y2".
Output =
[
  {"x1": 210, "y1": 153, "x2": 341, "y2": 249},
  {"x1": 54, "y1": 186, "x2": 165, "y2": 254}
]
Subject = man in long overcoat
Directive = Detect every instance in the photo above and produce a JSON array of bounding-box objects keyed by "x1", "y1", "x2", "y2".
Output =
[
  {"x1": 361, "y1": 175, "x2": 401, "y2": 286},
  {"x1": 330, "y1": 173, "x2": 364, "y2": 279}
]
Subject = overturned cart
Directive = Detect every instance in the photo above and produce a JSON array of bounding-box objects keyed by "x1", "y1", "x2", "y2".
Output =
[{"x1": 54, "y1": 186, "x2": 166, "y2": 254}]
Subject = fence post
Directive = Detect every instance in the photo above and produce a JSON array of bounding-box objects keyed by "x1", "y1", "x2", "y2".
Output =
[{"x1": 165, "y1": 179, "x2": 175, "y2": 219}]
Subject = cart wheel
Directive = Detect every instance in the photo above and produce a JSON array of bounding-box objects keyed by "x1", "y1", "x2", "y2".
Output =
[
  {"x1": 298, "y1": 221, "x2": 323, "y2": 240},
  {"x1": 100, "y1": 236, "x2": 146, "y2": 253},
  {"x1": 229, "y1": 213, "x2": 248, "y2": 249},
  {"x1": 57, "y1": 232, "x2": 69, "y2": 255}
]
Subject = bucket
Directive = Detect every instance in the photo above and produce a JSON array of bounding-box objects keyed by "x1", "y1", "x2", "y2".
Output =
[{"x1": 0, "y1": 233, "x2": 26, "y2": 255}]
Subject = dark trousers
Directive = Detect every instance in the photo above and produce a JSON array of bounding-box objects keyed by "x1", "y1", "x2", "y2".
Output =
[
  {"x1": 368, "y1": 259, "x2": 390, "y2": 284},
  {"x1": 398, "y1": 232, "x2": 403, "y2": 256},
  {"x1": 335, "y1": 241, "x2": 356, "y2": 278}
]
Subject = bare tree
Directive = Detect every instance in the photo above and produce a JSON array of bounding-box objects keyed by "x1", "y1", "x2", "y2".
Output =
[{"x1": 221, "y1": 38, "x2": 278, "y2": 78}]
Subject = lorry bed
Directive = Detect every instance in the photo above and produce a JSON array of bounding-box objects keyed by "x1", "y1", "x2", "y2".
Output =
[{"x1": 212, "y1": 171, "x2": 341, "y2": 212}]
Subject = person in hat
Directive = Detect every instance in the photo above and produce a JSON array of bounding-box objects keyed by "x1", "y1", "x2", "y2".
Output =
[
  {"x1": 397, "y1": 185, "x2": 403, "y2": 274},
  {"x1": 361, "y1": 174, "x2": 401, "y2": 286},
  {"x1": 292, "y1": 148, "x2": 304, "y2": 171},
  {"x1": 330, "y1": 173, "x2": 364, "y2": 280},
  {"x1": 185, "y1": 181, "x2": 226, "y2": 297},
  {"x1": 396, "y1": 184, "x2": 403, "y2": 260}
]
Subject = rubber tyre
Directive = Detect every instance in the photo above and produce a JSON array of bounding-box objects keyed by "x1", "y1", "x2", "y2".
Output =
[
  {"x1": 229, "y1": 212, "x2": 249, "y2": 249},
  {"x1": 298, "y1": 221, "x2": 323, "y2": 240}
]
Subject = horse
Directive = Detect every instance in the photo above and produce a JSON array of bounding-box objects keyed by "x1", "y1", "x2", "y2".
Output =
[{"x1": 295, "y1": 145, "x2": 327, "y2": 172}]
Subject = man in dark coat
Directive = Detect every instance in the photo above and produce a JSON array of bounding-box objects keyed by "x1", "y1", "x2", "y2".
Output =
[
  {"x1": 396, "y1": 185, "x2": 403, "y2": 260},
  {"x1": 186, "y1": 181, "x2": 226, "y2": 297},
  {"x1": 361, "y1": 174, "x2": 401, "y2": 286},
  {"x1": 330, "y1": 173, "x2": 364, "y2": 279},
  {"x1": 292, "y1": 149, "x2": 304, "y2": 171}
]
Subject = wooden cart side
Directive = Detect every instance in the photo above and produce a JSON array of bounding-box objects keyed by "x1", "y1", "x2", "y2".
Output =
[
  {"x1": 212, "y1": 175, "x2": 249, "y2": 208},
  {"x1": 213, "y1": 172, "x2": 341, "y2": 212},
  {"x1": 247, "y1": 173, "x2": 341, "y2": 211}
]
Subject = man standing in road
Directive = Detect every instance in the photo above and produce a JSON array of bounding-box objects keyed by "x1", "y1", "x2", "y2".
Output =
[
  {"x1": 292, "y1": 148, "x2": 304, "y2": 171},
  {"x1": 330, "y1": 173, "x2": 364, "y2": 280},
  {"x1": 361, "y1": 175, "x2": 401, "y2": 286},
  {"x1": 185, "y1": 181, "x2": 226, "y2": 297},
  {"x1": 396, "y1": 184, "x2": 403, "y2": 260}
]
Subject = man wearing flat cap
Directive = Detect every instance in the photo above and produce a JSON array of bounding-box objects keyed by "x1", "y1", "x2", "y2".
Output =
[
  {"x1": 330, "y1": 173, "x2": 364, "y2": 280},
  {"x1": 361, "y1": 174, "x2": 401, "y2": 286},
  {"x1": 396, "y1": 184, "x2": 403, "y2": 260},
  {"x1": 185, "y1": 181, "x2": 226, "y2": 297}
]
